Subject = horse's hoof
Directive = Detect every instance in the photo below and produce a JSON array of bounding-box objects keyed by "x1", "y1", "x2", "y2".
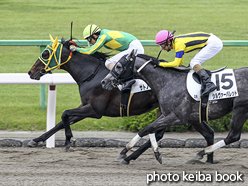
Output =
[
  {"x1": 119, "y1": 159, "x2": 130, "y2": 165},
  {"x1": 194, "y1": 150, "x2": 205, "y2": 160},
  {"x1": 117, "y1": 154, "x2": 127, "y2": 160},
  {"x1": 65, "y1": 143, "x2": 71, "y2": 152},
  {"x1": 27, "y1": 140, "x2": 38, "y2": 147},
  {"x1": 155, "y1": 152, "x2": 163, "y2": 164},
  {"x1": 159, "y1": 155, "x2": 163, "y2": 164},
  {"x1": 157, "y1": 155, "x2": 163, "y2": 164}
]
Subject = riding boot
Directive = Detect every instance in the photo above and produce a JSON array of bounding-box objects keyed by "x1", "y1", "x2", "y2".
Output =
[
  {"x1": 197, "y1": 69, "x2": 217, "y2": 98},
  {"x1": 121, "y1": 79, "x2": 136, "y2": 92}
]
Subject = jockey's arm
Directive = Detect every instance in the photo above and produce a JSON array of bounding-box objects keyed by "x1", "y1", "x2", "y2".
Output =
[
  {"x1": 159, "y1": 41, "x2": 186, "y2": 68},
  {"x1": 159, "y1": 51, "x2": 185, "y2": 67},
  {"x1": 76, "y1": 34, "x2": 107, "y2": 55}
]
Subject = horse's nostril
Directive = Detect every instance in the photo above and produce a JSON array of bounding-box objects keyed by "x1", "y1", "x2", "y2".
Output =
[
  {"x1": 101, "y1": 80, "x2": 105, "y2": 85},
  {"x1": 41, "y1": 69, "x2": 46, "y2": 74},
  {"x1": 28, "y1": 71, "x2": 31, "y2": 75}
]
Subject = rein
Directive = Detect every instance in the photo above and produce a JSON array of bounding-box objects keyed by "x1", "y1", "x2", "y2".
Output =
[
  {"x1": 80, "y1": 63, "x2": 101, "y2": 84},
  {"x1": 137, "y1": 59, "x2": 152, "y2": 73}
]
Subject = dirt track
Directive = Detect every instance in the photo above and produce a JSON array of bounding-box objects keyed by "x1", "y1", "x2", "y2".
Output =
[{"x1": 0, "y1": 147, "x2": 247, "y2": 186}]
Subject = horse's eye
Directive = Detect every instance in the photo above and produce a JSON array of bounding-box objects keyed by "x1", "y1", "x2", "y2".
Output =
[{"x1": 42, "y1": 50, "x2": 50, "y2": 60}]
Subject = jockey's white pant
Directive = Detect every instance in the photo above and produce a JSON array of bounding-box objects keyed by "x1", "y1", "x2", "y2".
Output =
[
  {"x1": 105, "y1": 40, "x2": 144, "y2": 68},
  {"x1": 190, "y1": 33, "x2": 223, "y2": 69}
]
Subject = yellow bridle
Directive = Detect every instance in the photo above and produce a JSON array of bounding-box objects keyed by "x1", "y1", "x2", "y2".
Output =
[{"x1": 39, "y1": 35, "x2": 72, "y2": 72}]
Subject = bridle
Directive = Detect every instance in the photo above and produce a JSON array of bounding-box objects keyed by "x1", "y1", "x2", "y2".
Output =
[
  {"x1": 110, "y1": 54, "x2": 152, "y2": 84},
  {"x1": 39, "y1": 36, "x2": 72, "y2": 72},
  {"x1": 110, "y1": 55, "x2": 136, "y2": 84}
]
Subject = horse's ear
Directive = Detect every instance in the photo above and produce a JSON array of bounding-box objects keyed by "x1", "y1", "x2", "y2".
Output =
[
  {"x1": 49, "y1": 34, "x2": 54, "y2": 42},
  {"x1": 131, "y1": 49, "x2": 138, "y2": 57},
  {"x1": 52, "y1": 36, "x2": 58, "y2": 49},
  {"x1": 126, "y1": 49, "x2": 137, "y2": 60}
]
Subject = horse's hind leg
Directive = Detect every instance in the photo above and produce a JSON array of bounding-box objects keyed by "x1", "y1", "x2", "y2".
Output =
[
  {"x1": 196, "y1": 107, "x2": 248, "y2": 159},
  {"x1": 119, "y1": 129, "x2": 165, "y2": 165},
  {"x1": 224, "y1": 108, "x2": 248, "y2": 146},
  {"x1": 191, "y1": 121, "x2": 214, "y2": 163}
]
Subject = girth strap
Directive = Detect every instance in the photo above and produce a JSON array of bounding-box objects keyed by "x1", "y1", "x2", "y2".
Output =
[
  {"x1": 120, "y1": 90, "x2": 134, "y2": 117},
  {"x1": 199, "y1": 96, "x2": 209, "y2": 123}
]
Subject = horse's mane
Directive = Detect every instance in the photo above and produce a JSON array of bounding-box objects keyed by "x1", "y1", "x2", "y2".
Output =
[
  {"x1": 137, "y1": 54, "x2": 158, "y2": 62},
  {"x1": 137, "y1": 54, "x2": 168, "y2": 63},
  {"x1": 61, "y1": 38, "x2": 111, "y2": 62}
]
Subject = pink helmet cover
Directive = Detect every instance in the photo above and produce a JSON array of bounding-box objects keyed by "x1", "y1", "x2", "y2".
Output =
[{"x1": 155, "y1": 30, "x2": 173, "y2": 45}]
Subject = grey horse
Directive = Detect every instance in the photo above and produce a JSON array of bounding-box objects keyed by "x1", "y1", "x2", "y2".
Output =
[{"x1": 101, "y1": 50, "x2": 248, "y2": 165}]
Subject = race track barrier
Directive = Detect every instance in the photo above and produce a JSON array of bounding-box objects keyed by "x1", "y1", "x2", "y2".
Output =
[{"x1": 0, "y1": 73, "x2": 76, "y2": 148}]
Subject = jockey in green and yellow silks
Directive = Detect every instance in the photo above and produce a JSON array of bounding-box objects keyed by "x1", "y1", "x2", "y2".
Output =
[
  {"x1": 70, "y1": 24, "x2": 144, "y2": 90},
  {"x1": 77, "y1": 29, "x2": 138, "y2": 54}
]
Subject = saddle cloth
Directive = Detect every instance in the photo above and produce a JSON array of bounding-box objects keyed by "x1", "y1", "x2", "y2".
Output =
[
  {"x1": 117, "y1": 79, "x2": 151, "y2": 117},
  {"x1": 117, "y1": 79, "x2": 151, "y2": 93},
  {"x1": 187, "y1": 69, "x2": 239, "y2": 101}
]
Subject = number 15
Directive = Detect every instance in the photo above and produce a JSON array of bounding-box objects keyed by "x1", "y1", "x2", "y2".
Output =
[{"x1": 215, "y1": 73, "x2": 233, "y2": 91}]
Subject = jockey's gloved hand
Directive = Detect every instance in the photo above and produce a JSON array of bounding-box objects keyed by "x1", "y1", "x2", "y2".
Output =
[
  {"x1": 150, "y1": 59, "x2": 160, "y2": 67},
  {"x1": 159, "y1": 59, "x2": 168, "y2": 63},
  {"x1": 70, "y1": 45, "x2": 78, "y2": 52}
]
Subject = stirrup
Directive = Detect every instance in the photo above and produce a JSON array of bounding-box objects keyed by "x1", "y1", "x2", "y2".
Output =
[{"x1": 201, "y1": 84, "x2": 217, "y2": 98}]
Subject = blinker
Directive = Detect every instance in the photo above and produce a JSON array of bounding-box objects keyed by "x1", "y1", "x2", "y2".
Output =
[{"x1": 38, "y1": 35, "x2": 72, "y2": 72}]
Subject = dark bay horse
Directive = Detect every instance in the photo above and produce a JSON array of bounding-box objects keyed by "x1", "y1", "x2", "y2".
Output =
[
  {"x1": 101, "y1": 50, "x2": 248, "y2": 164},
  {"x1": 28, "y1": 35, "x2": 166, "y2": 162}
]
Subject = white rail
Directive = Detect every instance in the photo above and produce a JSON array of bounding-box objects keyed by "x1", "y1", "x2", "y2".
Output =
[
  {"x1": 0, "y1": 73, "x2": 76, "y2": 84},
  {"x1": 0, "y1": 73, "x2": 76, "y2": 148}
]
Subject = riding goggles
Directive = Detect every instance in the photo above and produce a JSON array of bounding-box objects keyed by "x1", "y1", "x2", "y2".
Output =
[{"x1": 160, "y1": 43, "x2": 167, "y2": 49}]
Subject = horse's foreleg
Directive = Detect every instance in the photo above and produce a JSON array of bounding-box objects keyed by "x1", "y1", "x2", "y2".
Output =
[
  {"x1": 120, "y1": 130, "x2": 165, "y2": 165},
  {"x1": 149, "y1": 133, "x2": 163, "y2": 164},
  {"x1": 61, "y1": 111, "x2": 73, "y2": 151},
  {"x1": 119, "y1": 114, "x2": 167, "y2": 162},
  {"x1": 126, "y1": 134, "x2": 141, "y2": 150},
  {"x1": 136, "y1": 112, "x2": 183, "y2": 164},
  {"x1": 136, "y1": 114, "x2": 171, "y2": 164},
  {"x1": 61, "y1": 104, "x2": 101, "y2": 151},
  {"x1": 28, "y1": 121, "x2": 64, "y2": 147},
  {"x1": 192, "y1": 121, "x2": 214, "y2": 163},
  {"x1": 28, "y1": 113, "x2": 87, "y2": 147},
  {"x1": 118, "y1": 134, "x2": 142, "y2": 160}
]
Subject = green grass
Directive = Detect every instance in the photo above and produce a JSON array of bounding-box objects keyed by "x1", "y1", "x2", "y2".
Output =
[{"x1": 0, "y1": 0, "x2": 248, "y2": 131}]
